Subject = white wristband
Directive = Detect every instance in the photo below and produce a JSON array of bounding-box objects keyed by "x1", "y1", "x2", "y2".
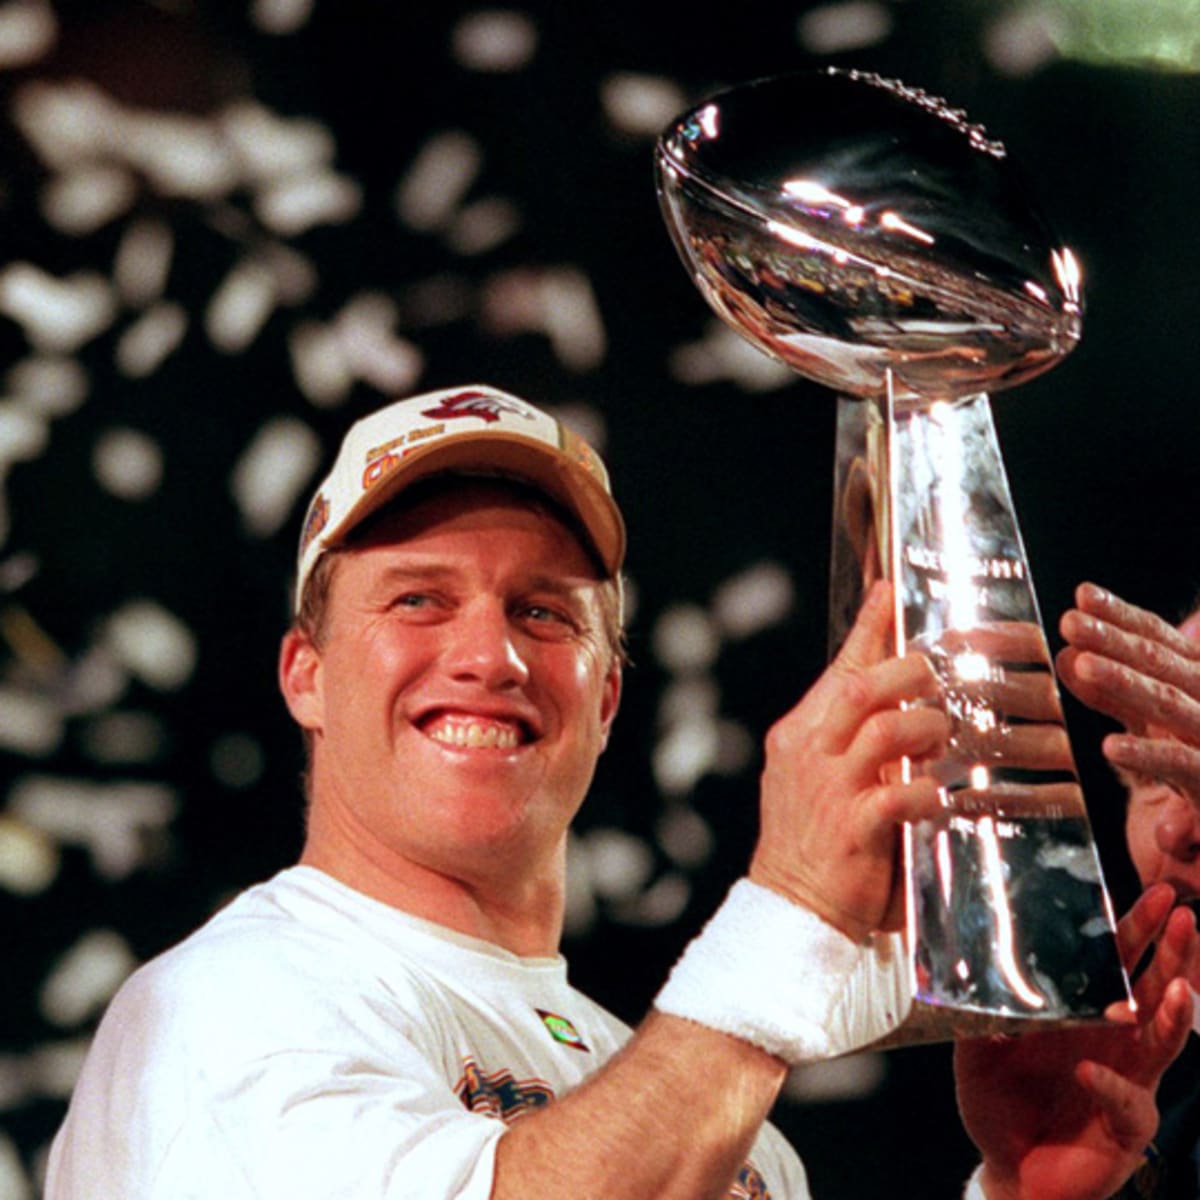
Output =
[{"x1": 653, "y1": 878, "x2": 866, "y2": 1065}]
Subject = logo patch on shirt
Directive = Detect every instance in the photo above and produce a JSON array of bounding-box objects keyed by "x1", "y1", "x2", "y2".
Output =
[
  {"x1": 455, "y1": 1057, "x2": 553, "y2": 1124},
  {"x1": 536, "y1": 1008, "x2": 590, "y2": 1052},
  {"x1": 730, "y1": 1162, "x2": 772, "y2": 1199}
]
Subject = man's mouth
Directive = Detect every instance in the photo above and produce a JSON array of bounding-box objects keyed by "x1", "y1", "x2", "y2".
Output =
[{"x1": 423, "y1": 713, "x2": 526, "y2": 750}]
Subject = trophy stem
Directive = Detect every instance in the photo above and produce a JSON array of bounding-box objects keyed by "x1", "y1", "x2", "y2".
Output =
[{"x1": 828, "y1": 384, "x2": 1129, "y2": 1047}]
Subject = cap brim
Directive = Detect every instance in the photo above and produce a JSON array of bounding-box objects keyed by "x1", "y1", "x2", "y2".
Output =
[{"x1": 320, "y1": 431, "x2": 626, "y2": 578}]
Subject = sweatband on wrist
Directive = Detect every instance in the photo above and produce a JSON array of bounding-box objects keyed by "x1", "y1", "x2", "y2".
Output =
[{"x1": 653, "y1": 878, "x2": 867, "y2": 1065}]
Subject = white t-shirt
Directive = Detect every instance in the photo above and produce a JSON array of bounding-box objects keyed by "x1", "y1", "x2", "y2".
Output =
[{"x1": 46, "y1": 866, "x2": 810, "y2": 1199}]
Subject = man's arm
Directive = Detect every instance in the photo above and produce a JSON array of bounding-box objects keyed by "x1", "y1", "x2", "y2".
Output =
[{"x1": 497, "y1": 581, "x2": 949, "y2": 1199}]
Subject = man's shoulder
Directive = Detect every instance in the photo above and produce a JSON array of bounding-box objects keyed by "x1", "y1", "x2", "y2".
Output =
[{"x1": 105, "y1": 868, "x2": 438, "y2": 1048}]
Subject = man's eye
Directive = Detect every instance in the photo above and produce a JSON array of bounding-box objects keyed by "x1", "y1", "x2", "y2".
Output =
[
  {"x1": 393, "y1": 593, "x2": 434, "y2": 609},
  {"x1": 520, "y1": 604, "x2": 572, "y2": 627}
]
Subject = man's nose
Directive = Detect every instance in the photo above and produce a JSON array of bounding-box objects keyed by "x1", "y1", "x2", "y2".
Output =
[
  {"x1": 447, "y1": 600, "x2": 530, "y2": 690},
  {"x1": 1154, "y1": 789, "x2": 1200, "y2": 862}
]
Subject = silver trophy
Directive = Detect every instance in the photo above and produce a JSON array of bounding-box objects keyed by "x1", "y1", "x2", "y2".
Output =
[{"x1": 656, "y1": 69, "x2": 1130, "y2": 1045}]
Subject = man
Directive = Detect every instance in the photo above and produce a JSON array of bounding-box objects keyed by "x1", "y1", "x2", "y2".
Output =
[
  {"x1": 46, "y1": 385, "x2": 1196, "y2": 1199},
  {"x1": 1060, "y1": 585, "x2": 1200, "y2": 1197}
]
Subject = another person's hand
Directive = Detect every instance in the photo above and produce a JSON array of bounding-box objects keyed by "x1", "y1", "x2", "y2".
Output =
[
  {"x1": 1058, "y1": 583, "x2": 1200, "y2": 800},
  {"x1": 749, "y1": 580, "x2": 949, "y2": 942},
  {"x1": 955, "y1": 884, "x2": 1197, "y2": 1200}
]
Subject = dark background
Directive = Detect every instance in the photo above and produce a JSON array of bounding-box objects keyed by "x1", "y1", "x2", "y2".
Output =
[{"x1": 1, "y1": 1, "x2": 1198, "y2": 1195}]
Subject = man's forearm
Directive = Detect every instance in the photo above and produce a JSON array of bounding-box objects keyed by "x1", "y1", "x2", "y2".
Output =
[{"x1": 493, "y1": 1010, "x2": 788, "y2": 1200}]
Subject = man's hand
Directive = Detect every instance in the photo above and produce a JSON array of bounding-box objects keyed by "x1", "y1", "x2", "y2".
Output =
[
  {"x1": 1058, "y1": 582, "x2": 1200, "y2": 799},
  {"x1": 749, "y1": 580, "x2": 950, "y2": 942},
  {"x1": 955, "y1": 884, "x2": 1197, "y2": 1200}
]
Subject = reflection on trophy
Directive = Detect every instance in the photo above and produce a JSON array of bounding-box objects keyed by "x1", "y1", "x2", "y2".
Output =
[{"x1": 655, "y1": 69, "x2": 1130, "y2": 1045}]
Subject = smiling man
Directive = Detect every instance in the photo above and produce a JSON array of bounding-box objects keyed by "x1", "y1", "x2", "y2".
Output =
[{"x1": 46, "y1": 386, "x2": 1197, "y2": 1200}]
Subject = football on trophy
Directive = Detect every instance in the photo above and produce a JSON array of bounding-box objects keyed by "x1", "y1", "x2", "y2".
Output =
[{"x1": 655, "y1": 69, "x2": 1083, "y2": 403}]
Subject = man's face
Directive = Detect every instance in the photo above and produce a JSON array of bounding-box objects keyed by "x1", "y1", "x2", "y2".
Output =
[
  {"x1": 1124, "y1": 608, "x2": 1200, "y2": 898},
  {"x1": 281, "y1": 481, "x2": 621, "y2": 886}
]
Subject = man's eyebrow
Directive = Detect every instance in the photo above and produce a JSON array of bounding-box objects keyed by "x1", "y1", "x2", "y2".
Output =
[
  {"x1": 367, "y1": 564, "x2": 599, "y2": 595},
  {"x1": 521, "y1": 573, "x2": 602, "y2": 596},
  {"x1": 370, "y1": 563, "x2": 460, "y2": 587}
]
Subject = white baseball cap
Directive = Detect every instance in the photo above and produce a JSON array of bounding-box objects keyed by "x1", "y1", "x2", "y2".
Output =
[{"x1": 294, "y1": 384, "x2": 626, "y2": 612}]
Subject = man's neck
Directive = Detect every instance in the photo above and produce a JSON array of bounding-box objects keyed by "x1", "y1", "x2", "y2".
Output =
[{"x1": 298, "y1": 836, "x2": 567, "y2": 958}]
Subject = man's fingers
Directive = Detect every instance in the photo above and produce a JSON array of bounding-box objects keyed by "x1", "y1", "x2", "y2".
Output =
[
  {"x1": 797, "y1": 644, "x2": 942, "y2": 752},
  {"x1": 1072, "y1": 1060, "x2": 1157, "y2": 1151},
  {"x1": 1114, "y1": 883, "x2": 1176, "y2": 972},
  {"x1": 1057, "y1": 643, "x2": 1200, "y2": 742},
  {"x1": 1074, "y1": 584, "x2": 1200, "y2": 663},
  {"x1": 847, "y1": 704, "x2": 949, "y2": 775},
  {"x1": 856, "y1": 776, "x2": 947, "y2": 854},
  {"x1": 1129, "y1": 907, "x2": 1198, "y2": 1017},
  {"x1": 1060, "y1": 589, "x2": 1200, "y2": 719},
  {"x1": 1103, "y1": 734, "x2": 1200, "y2": 799},
  {"x1": 831, "y1": 580, "x2": 894, "y2": 672}
]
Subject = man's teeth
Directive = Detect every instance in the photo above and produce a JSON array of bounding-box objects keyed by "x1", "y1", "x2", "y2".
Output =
[{"x1": 428, "y1": 719, "x2": 519, "y2": 750}]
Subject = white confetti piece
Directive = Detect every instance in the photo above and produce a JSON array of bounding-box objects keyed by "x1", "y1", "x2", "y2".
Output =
[
  {"x1": 114, "y1": 302, "x2": 188, "y2": 378},
  {"x1": 205, "y1": 259, "x2": 277, "y2": 354},
  {"x1": 7, "y1": 355, "x2": 88, "y2": 417},
  {"x1": 10, "y1": 775, "x2": 178, "y2": 880},
  {"x1": 229, "y1": 416, "x2": 322, "y2": 538},
  {"x1": 221, "y1": 100, "x2": 334, "y2": 181},
  {"x1": 92, "y1": 427, "x2": 164, "y2": 500},
  {"x1": 446, "y1": 196, "x2": 521, "y2": 255},
  {"x1": 984, "y1": 7, "x2": 1064, "y2": 77},
  {"x1": 11, "y1": 78, "x2": 116, "y2": 169},
  {"x1": 113, "y1": 218, "x2": 174, "y2": 307},
  {"x1": 796, "y1": 1, "x2": 894, "y2": 53},
  {"x1": 254, "y1": 169, "x2": 362, "y2": 236},
  {"x1": 600, "y1": 73, "x2": 688, "y2": 137},
  {"x1": 612, "y1": 872, "x2": 691, "y2": 927},
  {"x1": 783, "y1": 1052, "x2": 886, "y2": 1102},
  {"x1": 0, "y1": 0, "x2": 56, "y2": 71},
  {"x1": 652, "y1": 717, "x2": 720, "y2": 796},
  {"x1": 39, "y1": 929, "x2": 138, "y2": 1027},
  {"x1": 0, "y1": 264, "x2": 116, "y2": 353},
  {"x1": 395, "y1": 131, "x2": 482, "y2": 232},
  {"x1": 102, "y1": 600, "x2": 196, "y2": 692},
  {"x1": 123, "y1": 110, "x2": 239, "y2": 200},
  {"x1": 481, "y1": 267, "x2": 606, "y2": 371},
  {"x1": 669, "y1": 320, "x2": 794, "y2": 392},
  {"x1": 651, "y1": 603, "x2": 720, "y2": 672},
  {"x1": 335, "y1": 293, "x2": 424, "y2": 394},
  {"x1": 250, "y1": 0, "x2": 315, "y2": 35},
  {"x1": 711, "y1": 562, "x2": 795, "y2": 639},
  {"x1": 451, "y1": 9, "x2": 538, "y2": 71},
  {"x1": 583, "y1": 827, "x2": 655, "y2": 902},
  {"x1": 288, "y1": 320, "x2": 353, "y2": 407},
  {"x1": 0, "y1": 814, "x2": 59, "y2": 896},
  {"x1": 655, "y1": 806, "x2": 714, "y2": 870},
  {"x1": 79, "y1": 710, "x2": 167, "y2": 765},
  {"x1": 41, "y1": 163, "x2": 136, "y2": 235},
  {"x1": 288, "y1": 320, "x2": 354, "y2": 408}
]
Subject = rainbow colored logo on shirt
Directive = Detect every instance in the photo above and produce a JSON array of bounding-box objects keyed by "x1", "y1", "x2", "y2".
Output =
[{"x1": 536, "y1": 1008, "x2": 590, "y2": 1052}]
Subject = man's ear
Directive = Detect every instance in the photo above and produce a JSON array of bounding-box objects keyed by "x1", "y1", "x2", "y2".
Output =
[
  {"x1": 597, "y1": 662, "x2": 622, "y2": 751},
  {"x1": 279, "y1": 628, "x2": 324, "y2": 733}
]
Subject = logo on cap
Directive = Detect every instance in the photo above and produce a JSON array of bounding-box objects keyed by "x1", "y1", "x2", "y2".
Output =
[
  {"x1": 300, "y1": 493, "x2": 330, "y2": 555},
  {"x1": 421, "y1": 388, "x2": 536, "y2": 425}
]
